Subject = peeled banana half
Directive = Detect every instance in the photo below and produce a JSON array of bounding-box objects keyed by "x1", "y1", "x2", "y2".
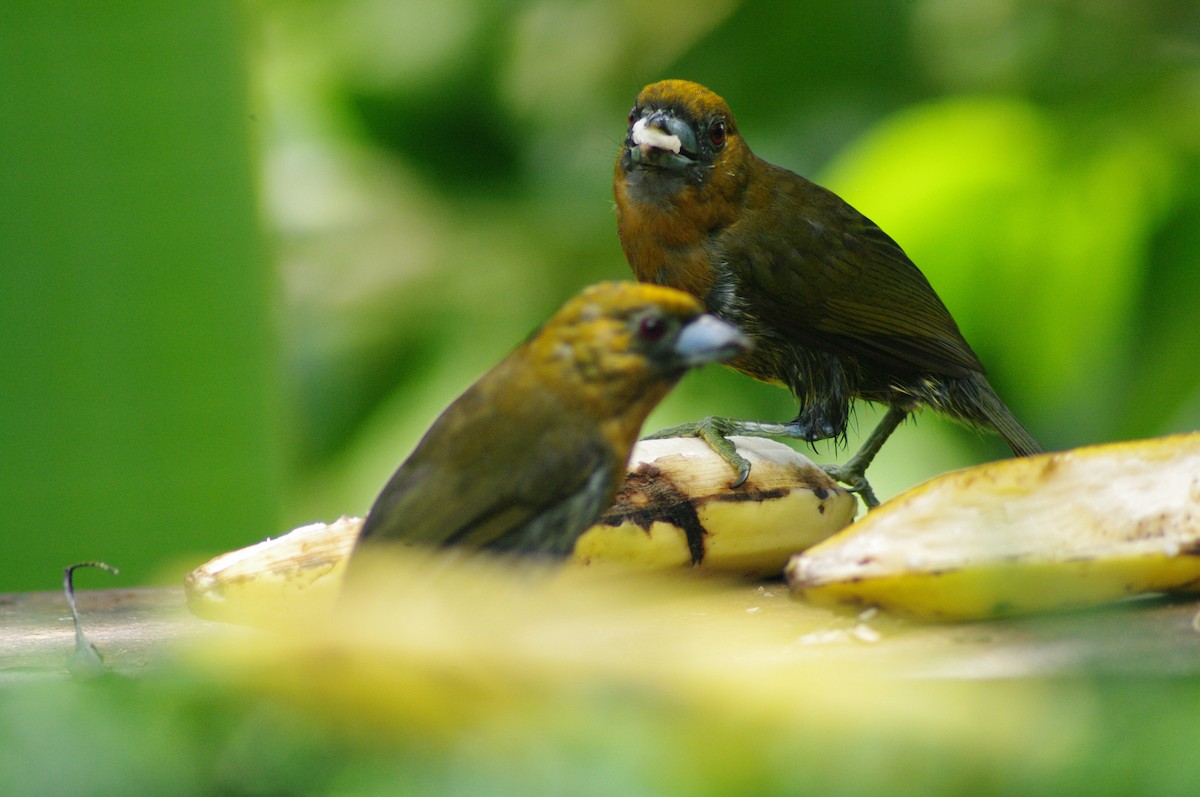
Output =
[
  {"x1": 186, "y1": 436, "x2": 856, "y2": 626},
  {"x1": 574, "y1": 436, "x2": 856, "y2": 574},
  {"x1": 788, "y1": 432, "x2": 1200, "y2": 620}
]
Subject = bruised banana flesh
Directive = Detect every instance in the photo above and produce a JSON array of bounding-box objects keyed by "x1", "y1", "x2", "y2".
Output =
[
  {"x1": 186, "y1": 437, "x2": 856, "y2": 626},
  {"x1": 788, "y1": 432, "x2": 1200, "y2": 620}
]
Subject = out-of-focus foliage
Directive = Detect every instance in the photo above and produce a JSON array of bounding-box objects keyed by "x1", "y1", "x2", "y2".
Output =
[
  {"x1": 263, "y1": 0, "x2": 1200, "y2": 524},
  {"x1": 8, "y1": 656, "x2": 1200, "y2": 797},
  {"x1": 0, "y1": 3, "x2": 282, "y2": 590}
]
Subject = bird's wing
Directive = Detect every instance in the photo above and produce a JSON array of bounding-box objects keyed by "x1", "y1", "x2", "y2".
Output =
[
  {"x1": 357, "y1": 381, "x2": 613, "y2": 554},
  {"x1": 734, "y1": 172, "x2": 984, "y2": 378}
]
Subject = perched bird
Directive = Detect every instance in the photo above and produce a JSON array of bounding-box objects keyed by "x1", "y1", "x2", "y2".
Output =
[
  {"x1": 350, "y1": 281, "x2": 749, "y2": 559},
  {"x1": 614, "y1": 79, "x2": 1042, "y2": 506}
]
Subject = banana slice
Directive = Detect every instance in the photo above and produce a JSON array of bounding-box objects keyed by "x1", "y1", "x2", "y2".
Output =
[
  {"x1": 186, "y1": 437, "x2": 855, "y2": 626},
  {"x1": 575, "y1": 436, "x2": 856, "y2": 576},
  {"x1": 787, "y1": 432, "x2": 1200, "y2": 620},
  {"x1": 184, "y1": 516, "x2": 360, "y2": 627}
]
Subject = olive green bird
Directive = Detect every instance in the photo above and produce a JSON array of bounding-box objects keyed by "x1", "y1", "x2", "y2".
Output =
[{"x1": 349, "y1": 281, "x2": 749, "y2": 560}]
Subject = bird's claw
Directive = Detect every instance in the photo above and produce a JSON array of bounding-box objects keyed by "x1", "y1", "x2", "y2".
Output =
[
  {"x1": 730, "y1": 463, "x2": 750, "y2": 489},
  {"x1": 821, "y1": 463, "x2": 880, "y2": 510},
  {"x1": 645, "y1": 417, "x2": 752, "y2": 488},
  {"x1": 695, "y1": 420, "x2": 752, "y2": 488}
]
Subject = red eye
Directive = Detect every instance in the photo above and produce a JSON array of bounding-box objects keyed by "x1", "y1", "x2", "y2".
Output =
[
  {"x1": 709, "y1": 119, "x2": 726, "y2": 148},
  {"x1": 637, "y1": 315, "x2": 667, "y2": 342},
  {"x1": 628, "y1": 106, "x2": 638, "y2": 125}
]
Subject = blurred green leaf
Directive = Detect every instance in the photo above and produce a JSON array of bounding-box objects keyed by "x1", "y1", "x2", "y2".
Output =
[
  {"x1": 823, "y1": 97, "x2": 1180, "y2": 447},
  {"x1": 0, "y1": 3, "x2": 282, "y2": 589}
]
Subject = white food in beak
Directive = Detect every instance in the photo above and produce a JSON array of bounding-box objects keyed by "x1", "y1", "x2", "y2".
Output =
[{"x1": 631, "y1": 117, "x2": 681, "y2": 154}]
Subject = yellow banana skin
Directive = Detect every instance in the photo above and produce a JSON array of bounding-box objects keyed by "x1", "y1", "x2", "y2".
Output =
[{"x1": 788, "y1": 432, "x2": 1200, "y2": 620}]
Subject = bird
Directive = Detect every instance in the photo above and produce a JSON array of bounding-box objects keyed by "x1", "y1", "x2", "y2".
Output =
[
  {"x1": 613, "y1": 79, "x2": 1042, "y2": 507},
  {"x1": 349, "y1": 281, "x2": 750, "y2": 560}
]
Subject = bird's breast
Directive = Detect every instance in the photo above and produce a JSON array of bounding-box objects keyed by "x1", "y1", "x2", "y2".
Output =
[
  {"x1": 615, "y1": 188, "x2": 730, "y2": 300},
  {"x1": 630, "y1": 245, "x2": 720, "y2": 300}
]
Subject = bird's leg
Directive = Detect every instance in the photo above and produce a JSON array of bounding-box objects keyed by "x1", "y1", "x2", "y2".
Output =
[
  {"x1": 647, "y1": 406, "x2": 906, "y2": 502},
  {"x1": 645, "y1": 417, "x2": 799, "y2": 488},
  {"x1": 820, "y1": 405, "x2": 907, "y2": 509}
]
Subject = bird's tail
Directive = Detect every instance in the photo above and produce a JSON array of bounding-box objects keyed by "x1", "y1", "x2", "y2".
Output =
[
  {"x1": 988, "y1": 401, "x2": 1044, "y2": 457},
  {"x1": 954, "y1": 374, "x2": 1044, "y2": 457}
]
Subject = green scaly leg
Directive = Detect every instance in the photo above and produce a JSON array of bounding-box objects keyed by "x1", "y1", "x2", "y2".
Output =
[{"x1": 646, "y1": 405, "x2": 909, "y2": 508}]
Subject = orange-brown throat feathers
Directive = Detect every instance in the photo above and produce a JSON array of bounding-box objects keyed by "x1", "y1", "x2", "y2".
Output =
[{"x1": 615, "y1": 80, "x2": 753, "y2": 298}]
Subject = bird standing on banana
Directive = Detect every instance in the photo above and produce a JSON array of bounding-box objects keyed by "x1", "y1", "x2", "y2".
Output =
[
  {"x1": 614, "y1": 79, "x2": 1042, "y2": 507},
  {"x1": 349, "y1": 281, "x2": 749, "y2": 560}
]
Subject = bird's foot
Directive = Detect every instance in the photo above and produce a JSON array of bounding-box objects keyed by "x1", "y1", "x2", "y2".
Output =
[
  {"x1": 817, "y1": 405, "x2": 909, "y2": 510},
  {"x1": 820, "y1": 462, "x2": 880, "y2": 510},
  {"x1": 644, "y1": 416, "x2": 764, "y2": 488}
]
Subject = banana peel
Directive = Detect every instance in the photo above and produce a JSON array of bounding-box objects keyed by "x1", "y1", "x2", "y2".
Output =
[
  {"x1": 787, "y1": 432, "x2": 1200, "y2": 620},
  {"x1": 186, "y1": 437, "x2": 855, "y2": 626}
]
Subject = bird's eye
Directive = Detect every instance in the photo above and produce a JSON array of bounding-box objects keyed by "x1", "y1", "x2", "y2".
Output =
[
  {"x1": 628, "y1": 106, "x2": 638, "y2": 125},
  {"x1": 709, "y1": 119, "x2": 727, "y2": 148},
  {"x1": 636, "y1": 314, "x2": 668, "y2": 343}
]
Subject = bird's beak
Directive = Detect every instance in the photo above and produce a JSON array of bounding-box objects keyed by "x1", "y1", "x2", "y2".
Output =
[
  {"x1": 674, "y1": 314, "x2": 751, "y2": 367},
  {"x1": 628, "y1": 111, "x2": 698, "y2": 170}
]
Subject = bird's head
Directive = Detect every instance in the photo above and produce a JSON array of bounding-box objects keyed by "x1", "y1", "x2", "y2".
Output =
[
  {"x1": 617, "y1": 79, "x2": 747, "y2": 204},
  {"x1": 525, "y1": 282, "x2": 750, "y2": 416}
]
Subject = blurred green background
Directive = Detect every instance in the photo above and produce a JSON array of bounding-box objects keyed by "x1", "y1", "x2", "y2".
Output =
[{"x1": 3, "y1": 0, "x2": 1199, "y2": 591}]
